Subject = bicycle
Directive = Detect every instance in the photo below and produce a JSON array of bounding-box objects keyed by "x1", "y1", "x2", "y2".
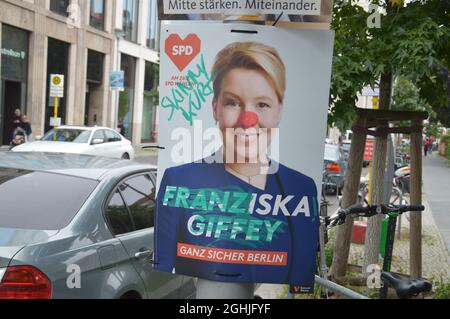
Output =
[
  {"x1": 317, "y1": 204, "x2": 432, "y2": 299},
  {"x1": 357, "y1": 173, "x2": 410, "y2": 207}
]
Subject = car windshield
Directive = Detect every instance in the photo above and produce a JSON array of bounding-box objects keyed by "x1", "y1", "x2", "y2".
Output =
[
  {"x1": 324, "y1": 145, "x2": 339, "y2": 161},
  {"x1": 0, "y1": 168, "x2": 98, "y2": 230},
  {"x1": 42, "y1": 129, "x2": 91, "y2": 143}
]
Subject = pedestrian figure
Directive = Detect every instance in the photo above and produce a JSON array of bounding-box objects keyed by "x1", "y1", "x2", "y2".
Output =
[
  {"x1": 428, "y1": 137, "x2": 434, "y2": 155},
  {"x1": 20, "y1": 115, "x2": 33, "y2": 142},
  {"x1": 12, "y1": 108, "x2": 22, "y2": 139},
  {"x1": 9, "y1": 128, "x2": 26, "y2": 150},
  {"x1": 424, "y1": 138, "x2": 430, "y2": 157}
]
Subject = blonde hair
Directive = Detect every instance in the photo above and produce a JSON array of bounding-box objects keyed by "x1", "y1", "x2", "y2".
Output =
[{"x1": 211, "y1": 42, "x2": 286, "y2": 103}]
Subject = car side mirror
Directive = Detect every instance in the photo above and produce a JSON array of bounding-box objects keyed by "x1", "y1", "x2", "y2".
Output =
[{"x1": 92, "y1": 138, "x2": 104, "y2": 145}]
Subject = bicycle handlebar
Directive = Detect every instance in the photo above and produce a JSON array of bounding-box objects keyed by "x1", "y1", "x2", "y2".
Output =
[{"x1": 325, "y1": 204, "x2": 425, "y2": 228}]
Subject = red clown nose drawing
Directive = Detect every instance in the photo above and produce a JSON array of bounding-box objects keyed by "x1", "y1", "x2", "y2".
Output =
[{"x1": 238, "y1": 111, "x2": 259, "y2": 129}]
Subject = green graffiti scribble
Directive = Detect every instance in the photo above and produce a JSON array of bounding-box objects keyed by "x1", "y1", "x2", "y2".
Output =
[
  {"x1": 190, "y1": 189, "x2": 207, "y2": 210},
  {"x1": 246, "y1": 219, "x2": 263, "y2": 241},
  {"x1": 175, "y1": 187, "x2": 190, "y2": 208},
  {"x1": 167, "y1": 186, "x2": 254, "y2": 215},
  {"x1": 187, "y1": 212, "x2": 288, "y2": 248},
  {"x1": 188, "y1": 215, "x2": 205, "y2": 235},
  {"x1": 161, "y1": 54, "x2": 214, "y2": 126},
  {"x1": 162, "y1": 185, "x2": 311, "y2": 246}
]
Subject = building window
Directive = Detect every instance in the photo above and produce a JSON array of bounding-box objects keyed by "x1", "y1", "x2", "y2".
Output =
[
  {"x1": 90, "y1": 0, "x2": 105, "y2": 30},
  {"x1": 85, "y1": 50, "x2": 104, "y2": 126},
  {"x1": 146, "y1": 0, "x2": 159, "y2": 50},
  {"x1": 86, "y1": 50, "x2": 104, "y2": 84},
  {"x1": 50, "y1": 0, "x2": 69, "y2": 16},
  {"x1": 1, "y1": 25, "x2": 28, "y2": 82},
  {"x1": 122, "y1": 0, "x2": 139, "y2": 43},
  {"x1": 45, "y1": 38, "x2": 69, "y2": 133},
  {"x1": 118, "y1": 54, "x2": 136, "y2": 140},
  {"x1": 141, "y1": 62, "x2": 158, "y2": 143},
  {"x1": 0, "y1": 24, "x2": 29, "y2": 145}
]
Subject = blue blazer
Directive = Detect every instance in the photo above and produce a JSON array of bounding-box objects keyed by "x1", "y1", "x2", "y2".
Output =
[{"x1": 154, "y1": 161, "x2": 319, "y2": 286}]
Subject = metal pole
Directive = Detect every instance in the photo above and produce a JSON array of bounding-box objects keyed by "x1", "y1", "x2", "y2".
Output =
[
  {"x1": 383, "y1": 135, "x2": 395, "y2": 205},
  {"x1": 410, "y1": 120, "x2": 423, "y2": 279},
  {"x1": 115, "y1": 35, "x2": 121, "y2": 130},
  {"x1": 318, "y1": 220, "x2": 329, "y2": 297},
  {"x1": 397, "y1": 188, "x2": 403, "y2": 240},
  {"x1": 314, "y1": 276, "x2": 369, "y2": 299}
]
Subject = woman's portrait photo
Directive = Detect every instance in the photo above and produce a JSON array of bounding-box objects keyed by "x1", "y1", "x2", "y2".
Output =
[{"x1": 154, "y1": 33, "x2": 328, "y2": 286}]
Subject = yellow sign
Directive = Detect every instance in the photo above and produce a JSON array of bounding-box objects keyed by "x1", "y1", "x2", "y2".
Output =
[
  {"x1": 52, "y1": 76, "x2": 62, "y2": 86},
  {"x1": 372, "y1": 96, "x2": 379, "y2": 110},
  {"x1": 50, "y1": 74, "x2": 64, "y2": 98}
]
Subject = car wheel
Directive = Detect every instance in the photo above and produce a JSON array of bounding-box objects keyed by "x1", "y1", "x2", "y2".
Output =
[{"x1": 121, "y1": 153, "x2": 130, "y2": 160}]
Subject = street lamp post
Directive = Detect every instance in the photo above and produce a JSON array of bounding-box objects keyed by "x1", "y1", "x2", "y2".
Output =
[{"x1": 113, "y1": 29, "x2": 126, "y2": 131}]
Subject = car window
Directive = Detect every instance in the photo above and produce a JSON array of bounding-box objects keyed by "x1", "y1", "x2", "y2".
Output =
[
  {"x1": 105, "y1": 191, "x2": 134, "y2": 235},
  {"x1": 42, "y1": 129, "x2": 91, "y2": 143},
  {"x1": 120, "y1": 175, "x2": 156, "y2": 231},
  {"x1": 0, "y1": 169, "x2": 98, "y2": 230},
  {"x1": 92, "y1": 130, "x2": 105, "y2": 142},
  {"x1": 104, "y1": 130, "x2": 121, "y2": 143}
]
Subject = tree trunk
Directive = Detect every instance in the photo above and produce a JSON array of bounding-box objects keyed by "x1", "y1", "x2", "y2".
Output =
[
  {"x1": 362, "y1": 135, "x2": 387, "y2": 275},
  {"x1": 362, "y1": 72, "x2": 392, "y2": 276},
  {"x1": 410, "y1": 120, "x2": 423, "y2": 278},
  {"x1": 330, "y1": 117, "x2": 367, "y2": 280}
]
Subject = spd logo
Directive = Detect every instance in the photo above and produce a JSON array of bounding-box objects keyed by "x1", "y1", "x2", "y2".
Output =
[{"x1": 165, "y1": 34, "x2": 201, "y2": 72}]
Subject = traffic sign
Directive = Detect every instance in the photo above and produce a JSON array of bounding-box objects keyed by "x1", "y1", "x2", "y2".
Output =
[
  {"x1": 50, "y1": 74, "x2": 64, "y2": 98},
  {"x1": 364, "y1": 139, "x2": 375, "y2": 162},
  {"x1": 110, "y1": 71, "x2": 125, "y2": 91}
]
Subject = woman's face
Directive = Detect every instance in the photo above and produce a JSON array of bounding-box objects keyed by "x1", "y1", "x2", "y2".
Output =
[{"x1": 213, "y1": 68, "x2": 283, "y2": 164}]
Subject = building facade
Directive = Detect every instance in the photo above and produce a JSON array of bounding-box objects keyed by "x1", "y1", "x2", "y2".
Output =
[
  {"x1": 113, "y1": 0, "x2": 160, "y2": 144},
  {"x1": 0, "y1": 0, "x2": 160, "y2": 145}
]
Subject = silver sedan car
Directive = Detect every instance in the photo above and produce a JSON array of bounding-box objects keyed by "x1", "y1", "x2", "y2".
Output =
[{"x1": 0, "y1": 152, "x2": 195, "y2": 299}]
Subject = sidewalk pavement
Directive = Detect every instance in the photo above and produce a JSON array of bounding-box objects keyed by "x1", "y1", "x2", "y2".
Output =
[
  {"x1": 348, "y1": 193, "x2": 450, "y2": 283},
  {"x1": 347, "y1": 154, "x2": 450, "y2": 283},
  {"x1": 423, "y1": 153, "x2": 450, "y2": 252}
]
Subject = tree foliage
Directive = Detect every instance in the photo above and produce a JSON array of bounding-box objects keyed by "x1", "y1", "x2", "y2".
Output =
[
  {"x1": 392, "y1": 77, "x2": 430, "y2": 113},
  {"x1": 329, "y1": 0, "x2": 450, "y2": 131}
]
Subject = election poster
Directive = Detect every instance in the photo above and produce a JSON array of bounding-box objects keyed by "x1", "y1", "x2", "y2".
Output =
[{"x1": 154, "y1": 22, "x2": 334, "y2": 286}]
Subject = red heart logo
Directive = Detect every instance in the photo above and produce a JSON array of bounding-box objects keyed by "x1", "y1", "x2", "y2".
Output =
[{"x1": 165, "y1": 34, "x2": 201, "y2": 72}]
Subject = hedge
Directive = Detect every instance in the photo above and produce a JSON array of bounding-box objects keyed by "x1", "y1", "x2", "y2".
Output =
[{"x1": 441, "y1": 135, "x2": 450, "y2": 160}]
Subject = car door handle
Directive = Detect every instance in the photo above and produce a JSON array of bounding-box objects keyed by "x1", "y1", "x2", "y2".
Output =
[{"x1": 134, "y1": 250, "x2": 154, "y2": 261}]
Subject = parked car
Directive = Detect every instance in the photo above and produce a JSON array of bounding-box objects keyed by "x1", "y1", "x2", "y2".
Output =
[
  {"x1": 341, "y1": 140, "x2": 351, "y2": 158},
  {"x1": 0, "y1": 152, "x2": 195, "y2": 299},
  {"x1": 12, "y1": 126, "x2": 134, "y2": 160},
  {"x1": 323, "y1": 144, "x2": 347, "y2": 194}
]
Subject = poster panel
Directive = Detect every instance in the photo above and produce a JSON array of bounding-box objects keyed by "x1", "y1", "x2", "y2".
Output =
[
  {"x1": 154, "y1": 22, "x2": 334, "y2": 286},
  {"x1": 158, "y1": 0, "x2": 333, "y2": 24}
]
